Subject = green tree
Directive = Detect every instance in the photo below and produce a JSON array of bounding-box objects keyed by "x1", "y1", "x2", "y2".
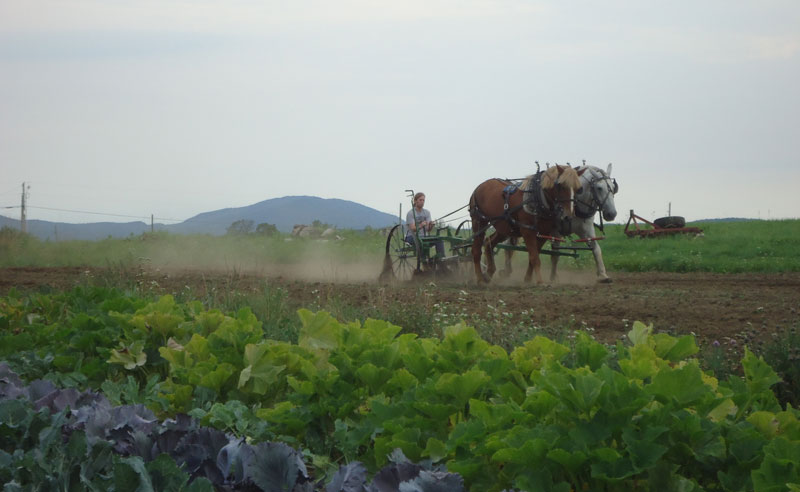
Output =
[
  {"x1": 226, "y1": 219, "x2": 254, "y2": 235},
  {"x1": 311, "y1": 220, "x2": 331, "y2": 229},
  {"x1": 255, "y1": 223, "x2": 278, "y2": 236}
]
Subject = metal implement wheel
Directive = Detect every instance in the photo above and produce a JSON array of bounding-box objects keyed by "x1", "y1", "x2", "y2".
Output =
[
  {"x1": 384, "y1": 224, "x2": 420, "y2": 282},
  {"x1": 455, "y1": 219, "x2": 472, "y2": 238}
]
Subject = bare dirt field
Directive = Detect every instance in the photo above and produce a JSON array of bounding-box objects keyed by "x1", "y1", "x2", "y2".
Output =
[{"x1": 2, "y1": 266, "x2": 799, "y2": 347}]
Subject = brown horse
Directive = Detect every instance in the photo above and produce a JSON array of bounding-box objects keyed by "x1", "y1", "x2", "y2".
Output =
[{"x1": 468, "y1": 165, "x2": 582, "y2": 284}]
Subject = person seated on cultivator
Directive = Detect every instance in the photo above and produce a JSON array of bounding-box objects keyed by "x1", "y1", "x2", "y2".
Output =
[{"x1": 406, "y1": 192, "x2": 445, "y2": 258}]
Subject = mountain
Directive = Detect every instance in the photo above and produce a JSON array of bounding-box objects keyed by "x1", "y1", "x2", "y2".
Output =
[
  {"x1": 168, "y1": 196, "x2": 399, "y2": 235},
  {"x1": 0, "y1": 196, "x2": 400, "y2": 241}
]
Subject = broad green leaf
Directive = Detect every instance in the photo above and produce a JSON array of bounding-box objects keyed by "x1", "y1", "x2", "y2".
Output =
[
  {"x1": 653, "y1": 333, "x2": 699, "y2": 362},
  {"x1": 646, "y1": 361, "x2": 708, "y2": 406},
  {"x1": 400, "y1": 338, "x2": 437, "y2": 380},
  {"x1": 145, "y1": 454, "x2": 191, "y2": 492},
  {"x1": 238, "y1": 343, "x2": 286, "y2": 394},
  {"x1": 618, "y1": 344, "x2": 660, "y2": 380},
  {"x1": 438, "y1": 323, "x2": 490, "y2": 372},
  {"x1": 742, "y1": 347, "x2": 781, "y2": 395},
  {"x1": 184, "y1": 334, "x2": 212, "y2": 361},
  {"x1": 361, "y1": 318, "x2": 402, "y2": 344},
  {"x1": 627, "y1": 321, "x2": 653, "y2": 346},
  {"x1": 114, "y1": 456, "x2": 155, "y2": 492},
  {"x1": 511, "y1": 336, "x2": 569, "y2": 377},
  {"x1": 434, "y1": 369, "x2": 491, "y2": 407},
  {"x1": 198, "y1": 362, "x2": 235, "y2": 392},
  {"x1": 751, "y1": 437, "x2": 800, "y2": 492},
  {"x1": 591, "y1": 455, "x2": 636, "y2": 481},
  {"x1": 297, "y1": 309, "x2": 340, "y2": 350},
  {"x1": 467, "y1": 399, "x2": 519, "y2": 430},
  {"x1": 622, "y1": 425, "x2": 669, "y2": 472},
  {"x1": 491, "y1": 438, "x2": 550, "y2": 464},
  {"x1": 286, "y1": 376, "x2": 315, "y2": 396},
  {"x1": 386, "y1": 368, "x2": 419, "y2": 393},
  {"x1": 534, "y1": 367, "x2": 604, "y2": 416},
  {"x1": 355, "y1": 362, "x2": 392, "y2": 393},
  {"x1": 547, "y1": 448, "x2": 587, "y2": 474},
  {"x1": 746, "y1": 408, "x2": 800, "y2": 441},
  {"x1": 158, "y1": 342, "x2": 194, "y2": 369},
  {"x1": 478, "y1": 356, "x2": 513, "y2": 383},
  {"x1": 574, "y1": 331, "x2": 609, "y2": 370},
  {"x1": 374, "y1": 428, "x2": 423, "y2": 463},
  {"x1": 413, "y1": 401, "x2": 458, "y2": 421},
  {"x1": 423, "y1": 438, "x2": 447, "y2": 462},
  {"x1": 748, "y1": 411, "x2": 781, "y2": 438},
  {"x1": 591, "y1": 446, "x2": 622, "y2": 462},
  {"x1": 108, "y1": 342, "x2": 147, "y2": 370},
  {"x1": 256, "y1": 401, "x2": 307, "y2": 433},
  {"x1": 708, "y1": 398, "x2": 738, "y2": 423}
]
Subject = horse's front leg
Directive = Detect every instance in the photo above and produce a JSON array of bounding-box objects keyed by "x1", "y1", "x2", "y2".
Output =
[
  {"x1": 549, "y1": 239, "x2": 561, "y2": 283},
  {"x1": 483, "y1": 234, "x2": 497, "y2": 281},
  {"x1": 500, "y1": 237, "x2": 516, "y2": 278},
  {"x1": 576, "y1": 221, "x2": 612, "y2": 283},
  {"x1": 590, "y1": 239, "x2": 612, "y2": 283},
  {"x1": 522, "y1": 234, "x2": 544, "y2": 284},
  {"x1": 471, "y1": 232, "x2": 489, "y2": 284}
]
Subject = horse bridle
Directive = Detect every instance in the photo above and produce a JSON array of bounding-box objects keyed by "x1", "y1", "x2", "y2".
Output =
[{"x1": 574, "y1": 171, "x2": 617, "y2": 220}]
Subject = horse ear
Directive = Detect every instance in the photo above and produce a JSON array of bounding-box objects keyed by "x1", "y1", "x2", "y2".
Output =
[{"x1": 606, "y1": 163, "x2": 613, "y2": 176}]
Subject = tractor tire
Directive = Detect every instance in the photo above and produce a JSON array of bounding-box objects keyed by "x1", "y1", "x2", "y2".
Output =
[{"x1": 654, "y1": 216, "x2": 686, "y2": 229}]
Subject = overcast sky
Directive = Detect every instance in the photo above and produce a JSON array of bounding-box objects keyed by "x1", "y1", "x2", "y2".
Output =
[{"x1": 1, "y1": 1, "x2": 799, "y2": 227}]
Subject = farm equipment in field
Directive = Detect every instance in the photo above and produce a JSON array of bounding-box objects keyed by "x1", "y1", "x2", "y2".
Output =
[
  {"x1": 379, "y1": 190, "x2": 600, "y2": 282},
  {"x1": 624, "y1": 209, "x2": 703, "y2": 238}
]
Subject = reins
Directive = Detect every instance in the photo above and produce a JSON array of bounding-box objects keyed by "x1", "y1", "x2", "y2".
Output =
[{"x1": 435, "y1": 204, "x2": 468, "y2": 222}]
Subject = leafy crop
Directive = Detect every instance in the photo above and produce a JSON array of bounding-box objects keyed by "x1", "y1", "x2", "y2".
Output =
[
  {"x1": 0, "y1": 364, "x2": 465, "y2": 491},
  {"x1": 3, "y1": 288, "x2": 800, "y2": 490}
]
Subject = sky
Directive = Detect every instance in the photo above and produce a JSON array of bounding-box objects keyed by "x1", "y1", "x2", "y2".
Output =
[{"x1": 1, "y1": 0, "x2": 799, "y2": 228}]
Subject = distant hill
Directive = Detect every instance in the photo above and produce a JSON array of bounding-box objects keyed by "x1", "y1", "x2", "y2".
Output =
[
  {"x1": 0, "y1": 196, "x2": 400, "y2": 241},
  {"x1": 693, "y1": 217, "x2": 759, "y2": 223}
]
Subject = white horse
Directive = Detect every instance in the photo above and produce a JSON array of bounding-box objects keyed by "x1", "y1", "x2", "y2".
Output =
[{"x1": 550, "y1": 163, "x2": 618, "y2": 283}]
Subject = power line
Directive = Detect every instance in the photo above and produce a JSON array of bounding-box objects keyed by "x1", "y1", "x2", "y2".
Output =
[{"x1": 25, "y1": 205, "x2": 184, "y2": 223}]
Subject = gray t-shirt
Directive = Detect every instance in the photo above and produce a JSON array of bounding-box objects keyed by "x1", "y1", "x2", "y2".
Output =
[{"x1": 406, "y1": 208, "x2": 432, "y2": 236}]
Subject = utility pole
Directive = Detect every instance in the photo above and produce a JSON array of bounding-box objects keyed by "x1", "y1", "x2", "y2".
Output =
[{"x1": 20, "y1": 182, "x2": 28, "y2": 234}]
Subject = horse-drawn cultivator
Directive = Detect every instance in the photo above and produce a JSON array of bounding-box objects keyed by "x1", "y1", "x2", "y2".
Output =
[
  {"x1": 380, "y1": 161, "x2": 619, "y2": 284},
  {"x1": 378, "y1": 215, "x2": 598, "y2": 283}
]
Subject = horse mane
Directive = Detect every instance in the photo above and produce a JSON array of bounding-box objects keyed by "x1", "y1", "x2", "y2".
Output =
[{"x1": 540, "y1": 165, "x2": 581, "y2": 190}]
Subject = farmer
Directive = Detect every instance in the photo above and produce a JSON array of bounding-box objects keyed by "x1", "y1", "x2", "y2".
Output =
[{"x1": 406, "y1": 192, "x2": 445, "y2": 258}]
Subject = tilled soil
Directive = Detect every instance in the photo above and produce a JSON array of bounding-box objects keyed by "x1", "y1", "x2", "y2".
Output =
[{"x1": 2, "y1": 266, "x2": 798, "y2": 347}]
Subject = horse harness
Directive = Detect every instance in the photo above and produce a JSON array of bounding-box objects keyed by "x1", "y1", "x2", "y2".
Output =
[
  {"x1": 572, "y1": 169, "x2": 618, "y2": 233},
  {"x1": 470, "y1": 172, "x2": 573, "y2": 238}
]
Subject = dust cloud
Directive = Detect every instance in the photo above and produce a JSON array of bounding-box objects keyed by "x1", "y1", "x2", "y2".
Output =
[
  {"x1": 134, "y1": 237, "x2": 601, "y2": 287},
  {"x1": 140, "y1": 241, "x2": 385, "y2": 284}
]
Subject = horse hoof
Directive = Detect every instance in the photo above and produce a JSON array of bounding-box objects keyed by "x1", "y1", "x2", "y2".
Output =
[{"x1": 598, "y1": 277, "x2": 613, "y2": 284}]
